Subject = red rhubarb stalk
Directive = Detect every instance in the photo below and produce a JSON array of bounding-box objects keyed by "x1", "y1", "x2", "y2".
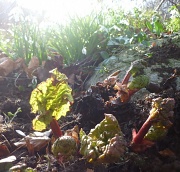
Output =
[
  {"x1": 50, "y1": 118, "x2": 63, "y2": 139},
  {"x1": 121, "y1": 72, "x2": 131, "y2": 85},
  {"x1": 29, "y1": 69, "x2": 73, "y2": 137},
  {"x1": 131, "y1": 97, "x2": 175, "y2": 152},
  {"x1": 132, "y1": 115, "x2": 152, "y2": 144}
]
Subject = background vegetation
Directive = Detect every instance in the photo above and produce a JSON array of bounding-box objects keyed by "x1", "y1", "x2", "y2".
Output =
[{"x1": 0, "y1": 0, "x2": 179, "y2": 65}]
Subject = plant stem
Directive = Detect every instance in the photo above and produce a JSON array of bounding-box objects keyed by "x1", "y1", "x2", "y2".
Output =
[
  {"x1": 132, "y1": 115, "x2": 152, "y2": 144},
  {"x1": 50, "y1": 118, "x2": 63, "y2": 139},
  {"x1": 121, "y1": 71, "x2": 131, "y2": 85},
  {"x1": 128, "y1": 89, "x2": 138, "y2": 97}
]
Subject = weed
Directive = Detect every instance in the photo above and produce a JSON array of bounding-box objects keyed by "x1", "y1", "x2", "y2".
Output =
[{"x1": 3, "y1": 107, "x2": 22, "y2": 125}]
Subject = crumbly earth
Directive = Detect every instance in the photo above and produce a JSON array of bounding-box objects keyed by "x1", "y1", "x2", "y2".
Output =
[{"x1": 0, "y1": 40, "x2": 180, "y2": 172}]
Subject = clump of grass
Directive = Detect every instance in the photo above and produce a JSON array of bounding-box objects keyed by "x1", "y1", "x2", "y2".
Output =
[
  {"x1": 0, "y1": 12, "x2": 49, "y2": 64},
  {"x1": 48, "y1": 12, "x2": 108, "y2": 66}
]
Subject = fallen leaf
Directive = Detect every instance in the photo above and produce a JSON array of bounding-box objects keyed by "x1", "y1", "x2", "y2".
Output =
[
  {"x1": 15, "y1": 130, "x2": 26, "y2": 137},
  {"x1": 68, "y1": 73, "x2": 75, "y2": 85},
  {"x1": 0, "y1": 155, "x2": 16, "y2": 163},
  {"x1": 14, "y1": 130, "x2": 51, "y2": 154},
  {"x1": 28, "y1": 56, "x2": 39, "y2": 70},
  {"x1": 25, "y1": 56, "x2": 40, "y2": 78},
  {"x1": 36, "y1": 66, "x2": 50, "y2": 81},
  {"x1": 14, "y1": 58, "x2": 25, "y2": 70},
  {"x1": 0, "y1": 57, "x2": 14, "y2": 78},
  {"x1": 64, "y1": 125, "x2": 79, "y2": 144}
]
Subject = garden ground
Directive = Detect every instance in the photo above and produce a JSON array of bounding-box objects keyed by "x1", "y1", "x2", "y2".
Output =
[{"x1": 0, "y1": 39, "x2": 180, "y2": 172}]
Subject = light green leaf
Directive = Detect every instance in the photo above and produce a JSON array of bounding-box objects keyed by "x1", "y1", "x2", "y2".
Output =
[
  {"x1": 80, "y1": 114, "x2": 126, "y2": 163},
  {"x1": 128, "y1": 59, "x2": 147, "y2": 77},
  {"x1": 30, "y1": 69, "x2": 73, "y2": 131},
  {"x1": 128, "y1": 75, "x2": 149, "y2": 90},
  {"x1": 145, "y1": 97, "x2": 175, "y2": 141}
]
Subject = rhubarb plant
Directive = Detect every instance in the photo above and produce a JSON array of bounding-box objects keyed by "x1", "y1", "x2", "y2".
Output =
[
  {"x1": 29, "y1": 68, "x2": 73, "y2": 139},
  {"x1": 106, "y1": 59, "x2": 149, "y2": 103},
  {"x1": 119, "y1": 59, "x2": 149, "y2": 103},
  {"x1": 80, "y1": 114, "x2": 126, "y2": 163},
  {"x1": 131, "y1": 97, "x2": 175, "y2": 152},
  {"x1": 51, "y1": 125, "x2": 79, "y2": 161},
  {"x1": 51, "y1": 135, "x2": 77, "y2": 161}
]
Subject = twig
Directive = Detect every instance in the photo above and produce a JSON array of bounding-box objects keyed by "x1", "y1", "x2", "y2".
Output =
[
  {"x1": 1, "y1": 133, "x2": 11, "y2": 148},
  {"x1": 14, "y1": 72, "x2": 22, "y2": 88}
]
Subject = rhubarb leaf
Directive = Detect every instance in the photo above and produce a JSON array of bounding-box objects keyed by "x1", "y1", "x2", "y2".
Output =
[
  {"x1": 30, "y1": 68, "x2": 73, "y2": 131},
  {"x1": 144, "y1": 122, "x2": 169, "y2": 141},
  {"x1": 127, "y1": 75, "x2": 149, "y2": 90},
  {"x1": 144, "y1": 97, "x2": 175, "y2": 141},
  {"x1": 128, "y1": 59, "x2": 147, "y2": 77},
  {"x1": 52, "y1": 135, "x2": 77, "y2": 158},
  {"x1": 80, "y1": 114, "x2": 126, "y2": 163}
]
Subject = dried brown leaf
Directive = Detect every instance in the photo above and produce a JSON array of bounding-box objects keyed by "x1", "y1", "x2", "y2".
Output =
[
  {"x1": 0, "y1": 57, "x2": 14, "y2": 77},
  {"x1": 25, "y1": 57, "x2": 40, "y2": 78},
  {"x1": 14, "y1": 58, "x2": 25, "y2": 70}
]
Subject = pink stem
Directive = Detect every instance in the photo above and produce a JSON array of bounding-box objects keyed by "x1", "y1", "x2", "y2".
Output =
[
  {"x1": 121, "y1": 72, "x2": 131, "y2": 85},
  {"x1": 50, "y1": 118, "x2": 63, "y2": 139},
  {"x1": 132, "y1": 115, "x2": 152, "y2": 144}
]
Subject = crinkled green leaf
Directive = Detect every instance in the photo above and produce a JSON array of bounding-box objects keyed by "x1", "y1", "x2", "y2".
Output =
[
  {"x1": 89, "y1": 113, "x2": 122, "y2": 142},
  {"x1": 145, "y1": 122, "x2": 168, "y2": 141},
  {"x1": 30, "y1": 69, "x2": 73, "y2": 131},
  {"x1": 80, "y1": 114, "x2": 126, "y2": 163},
  {"x1": 79, "y1": 128, "x2": 86, "y2": 140},
  {"x1": 32, "y1": 114, "x2": 53, "y2": 131},
  {"x1": 128, "y1": 59, "x2": 147, "y2": 77},
  {"x1": 51, "y1": 136, "x2": 77, "y2": 158},
  {"x1": 49, "y1": 68, "x2": 68, "y2": 82},
  {"x1": 145, "y1": 97, "x2": 175, "y2": 141},
  {"x1": 97, "y1": 134, "x2": 126, "y2": 163},
  {"x1": 128, "y1": 75, "x2": 149, "y2": 90}
]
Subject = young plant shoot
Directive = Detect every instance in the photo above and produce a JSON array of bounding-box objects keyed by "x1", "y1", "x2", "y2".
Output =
[
  {"x1": 80, "y1": 114, "x2": 126, "y2": 163},
  {"x1": 131, "y1": 97, "x2": 175, "y2": 152},
  {"x1": 102, "y1": 59, "x2": 149, "y2": 104},
  {"x1": 51, "y1": 125, "x2": 79, "y2": 161},
  {"x1": 114, "y1": 59, "x2": 149, "y2": 103},
  {"x1": 29, "y1": 68, "x2": 73, "y2": 139}
]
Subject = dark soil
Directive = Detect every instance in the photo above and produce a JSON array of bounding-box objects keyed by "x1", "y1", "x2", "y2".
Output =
[{"x1": 0, "y1": 40, "x2": 180, "y2": 172}]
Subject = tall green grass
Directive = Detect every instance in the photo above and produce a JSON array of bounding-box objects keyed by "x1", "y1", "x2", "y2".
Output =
[
  {"x1": 0, "y1": 4, "x2": 179, "y2": 66},
  {"x1": 48, "y1": 12, "x2": 108, "y2": 66},
  {"x1": 0, "y1": 16, "x2": 49, "y2": 64}
]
